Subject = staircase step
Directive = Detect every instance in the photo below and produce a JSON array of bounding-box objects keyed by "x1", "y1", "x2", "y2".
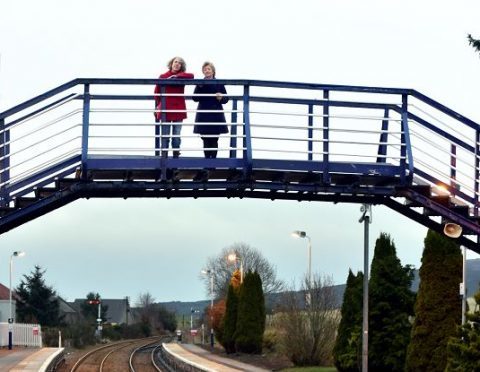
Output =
[
  {"x1": 35, "y1": 187, "x2": 58, "y2": 199},
  {"x1": 55, "y1": 178, "x2": 79, "y2": 190},
  {"x1": 0, "y1": 206, "x2": 16, "y2": 217},
  {"x1": 14, "y1": 197, "x2": 38, "y2": 209},
  {"x1": 451, "y1": 205, "x2": 470, "y2": 217},
  {"x1": 410, "y1": 185, "x2": 432, "y2": 196},
  {"x1": 431, "y1": 195, "x2": 452, "y2": 207}
]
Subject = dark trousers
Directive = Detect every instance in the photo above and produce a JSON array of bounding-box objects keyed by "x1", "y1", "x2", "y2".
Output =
[{"x1": 202, "y1": 137, "x2": 219, "y2": 158}]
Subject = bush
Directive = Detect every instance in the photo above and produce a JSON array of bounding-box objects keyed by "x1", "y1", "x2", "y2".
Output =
[{"x1": 263, "y1": 328, "x2": 278, "y2": 352}]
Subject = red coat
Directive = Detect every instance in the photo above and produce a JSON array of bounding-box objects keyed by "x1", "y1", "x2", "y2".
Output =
[{"x1": 154, "y1": 70, "x2": 194, "y2": 122}]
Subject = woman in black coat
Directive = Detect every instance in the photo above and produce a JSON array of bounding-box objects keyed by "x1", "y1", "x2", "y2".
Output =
[{"x1": 192, "y1": 62, "x2": 229, "y2": 158}]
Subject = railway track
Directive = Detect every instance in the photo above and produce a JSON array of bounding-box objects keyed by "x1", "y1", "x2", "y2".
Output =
[{"x1": 61, "y1": 336, "x2": 172, "y2": 372}]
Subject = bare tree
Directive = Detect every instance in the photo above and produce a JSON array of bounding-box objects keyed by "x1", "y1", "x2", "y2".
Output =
[
  {"x1": 201, "y1": 242, "x2": 284, "y2": 299},
  {"x1": 136, "y1": 292, "x2": 157, "y2": 325},
  {"x1": 275, "y1": 274, "x2": 341, "y2": 366}
]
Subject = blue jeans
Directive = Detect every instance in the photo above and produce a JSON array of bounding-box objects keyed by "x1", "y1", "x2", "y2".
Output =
[{"x1": 161, "y1": 121, "x2": 182, "y2": 151}]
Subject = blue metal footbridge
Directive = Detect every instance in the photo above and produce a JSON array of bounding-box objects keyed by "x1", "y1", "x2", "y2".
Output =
[{"x1": 1, "y1": 78, "x2": 479, "y2": 251}]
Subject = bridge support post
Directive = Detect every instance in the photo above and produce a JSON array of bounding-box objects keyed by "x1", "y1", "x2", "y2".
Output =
[
  {"x1": 81, "y1": 84, "x2": 91, "y2": 180},
  {"x1": 322, "y1": 90, "x2": 330, "y2": 184},
  {"x1": 0, "y1": 118, "x2": 9, "y2": 207},
  {"x1": 242, "y1": 85, "x2": 252, "y2": 177},
  {"x1": 230, "y1": 99, "x2": 238, "y2": 159}
]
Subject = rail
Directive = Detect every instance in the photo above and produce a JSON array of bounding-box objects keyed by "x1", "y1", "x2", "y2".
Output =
[{"x1": 0, "y1": 78, "x2": 479, "y2": 246}]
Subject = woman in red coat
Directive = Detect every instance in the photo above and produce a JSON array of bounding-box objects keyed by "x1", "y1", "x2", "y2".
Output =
[{"x1": 154, "y1": 56, "x2": 194, "y2": 158}]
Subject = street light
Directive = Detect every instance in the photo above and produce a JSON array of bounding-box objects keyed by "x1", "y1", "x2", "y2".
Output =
[
  {"x1": 291, "y1": 230, "x2": 312, "y2": 286},
  {"x1": 359, "y1": 204, "x2": 372, "y2": 372},
  {"x1": 201, "y1": 269, "x2": 215, "y2": 347},
  {"x1": 9, "y1": 250, "x2": 25, "y2": 350},
  {"x1": 227, "y1": 253, "x2": 244, "y2": 283}
]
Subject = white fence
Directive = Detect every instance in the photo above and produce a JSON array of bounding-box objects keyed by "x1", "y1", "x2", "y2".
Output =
[{"x1": 0, "y1": 322, "x2": 42, "y2": 347}]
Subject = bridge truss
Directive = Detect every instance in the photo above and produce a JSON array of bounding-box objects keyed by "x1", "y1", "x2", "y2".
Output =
[{"x1": 0, "y1": 78, "x2": 479, "y2": 251}]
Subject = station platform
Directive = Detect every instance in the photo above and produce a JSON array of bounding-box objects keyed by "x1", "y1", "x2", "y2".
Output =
[
  {"x1": 163, "y1": 343, "x2": 270, "y2": 372},
  {"x1": 0, "y1": 347, "x2": 63, "y2": 371}
]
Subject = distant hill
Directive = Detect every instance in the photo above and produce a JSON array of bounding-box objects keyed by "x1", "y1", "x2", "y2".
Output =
[
  {"x1": 158, "y1": 259, "x2": 480, "y2": 314},
  {"x1": 411, "y1": 258, "x2": 480, "y2": 295}
]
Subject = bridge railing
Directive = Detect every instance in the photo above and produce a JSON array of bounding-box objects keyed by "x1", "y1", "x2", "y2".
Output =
[{"x1": 0, "y1": 79, "x2": 478, "y2": 210}]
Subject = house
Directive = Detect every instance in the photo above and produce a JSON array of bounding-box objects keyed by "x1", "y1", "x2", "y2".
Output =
[
  {"x1": 57, "y1": 297, "x2": 81, "y2": 324},
  {"x1": 70, "y1": 297, "x2": 133, "y2": 325},
  {"x1": 0, "y1": 282, "x2": 20, "y2": 323}
]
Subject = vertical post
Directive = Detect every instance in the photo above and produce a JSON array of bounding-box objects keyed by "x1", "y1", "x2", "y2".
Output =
[
  {"x1": 159, "y1": 86, "x2": 167, "y2": 180},
  {"x1": 125, "y1": 297, "x2": 129, "y2": 326},
  {"x1": 190, "y1": 308, "x2": 193, "y2": 330},
  {"x1": 462, "y1": 246, "x2": 467, "y2": 325},
  {"x1": 230, "y1": 100, "x2": 238, "y2": 159},
  {"x1": 359, "y1": 204, "x2": 371, "y2": 372},
  {"x1": 155, "y1": 86, "x2": 167, "y2": 157},
  {"x1": 451, "y1": 144, "x2": 457, "y2": 196},
  {"x1": 0, "y1": 118, "x2": 10, "y2": 206},
  {"x1": 376, "y1": 108, "x2": 390, "y2": 163},
  {"x1": 210, "y1": 274, "x2": 214, "y2": 348},
  {"x1": 240, "y1": 260, "x2": 244, "y2": 284},
  {"x1": 322, "y1": 90, "x2": 330, "y2": 184},
  {"x1": 308, "y1": 104, "x2": 313, "y2": 161},
  {"x1": 8, "y1": 254, "x2": 13, "y2": 350},
  {"x1": 400, "y1": 94, "x2": 414, "y2": 183},
  {"x1": 307, "y1": 236, "x2": 312, "y2": 287},
  {"x1": 242, "y1": 85, "x2": 252, "y2": 175},
  {"x1": 81, "y1": 84, "x2": 91, "y2": 180},
  {"x1": 475, "y1": 130, "x2": 480, "y2": 216}
]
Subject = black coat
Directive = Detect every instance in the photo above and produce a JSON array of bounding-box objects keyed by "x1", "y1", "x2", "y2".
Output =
[{"x1": 192, "y1": 80, "x2": 229, "y2": 135}]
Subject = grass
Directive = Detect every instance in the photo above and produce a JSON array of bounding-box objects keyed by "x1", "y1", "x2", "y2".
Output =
[{"x1": 281, "y1": 367, "x2": 337, "y2": 372}]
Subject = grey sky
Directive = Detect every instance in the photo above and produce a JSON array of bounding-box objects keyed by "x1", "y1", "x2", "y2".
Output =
[{"x1": 0, "y1": 0, "x2": 479, "y2": 303}]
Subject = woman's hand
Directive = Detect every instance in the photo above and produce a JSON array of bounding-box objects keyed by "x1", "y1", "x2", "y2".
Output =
[{"x1": 216, "y1": 92, "x2": 223, "y2": 101}]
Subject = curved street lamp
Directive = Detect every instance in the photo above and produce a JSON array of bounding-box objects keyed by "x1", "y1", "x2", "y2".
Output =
[
  {"x1": 201, "y1": 269, "x2": 215, "y2": 347},
  {"x1": 291, "y1": 230, "x2": 312, "y2": 286},
  {"x1": 9, "y1": 250, "x2": 25, "y2": 350},
  {"x1": 227, "y1": 253, "x2": 244, "y2": 283}
]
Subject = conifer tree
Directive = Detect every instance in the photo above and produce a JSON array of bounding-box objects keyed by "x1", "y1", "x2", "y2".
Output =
[
  {"x1": 405, "y1": 230, "x2": 462, "y2": 372},
  {"x1": 468, "y1": 34, "x2": 480, "y2": 55},
  {"x1": 221, "y1": 283, "x2": 239, "y2": 353},
  {"x1": 235, "y1": 271, "x2": 265, "y2": 353},
  {"x1": 15, "y1": 265, "x2": 62, "y2": 326},
  {"x1": 446, "y1": 286, "x2": 480, "y2": 370},
  {"x1": 333, "y1": 270, "x2": 364, "y2": 372},
  {"x1": 368, "y1": 233, "x2": 415, "y2": 372}
]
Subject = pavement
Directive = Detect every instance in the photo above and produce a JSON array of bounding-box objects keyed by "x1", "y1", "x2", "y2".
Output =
[
  {"x1": 0, "y1": 347, "x2": 63, "y2": 371},
  {"x1": 164, "y1": 343, "x2": 270, "y2": 371},
  {"x1": 0, "y1": 343, "x2": 270, "y2": 371}
]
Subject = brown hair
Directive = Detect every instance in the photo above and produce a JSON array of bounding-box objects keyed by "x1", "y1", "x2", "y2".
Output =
[
  {"x1": 167, "y1": 56, "x2": 186, "y2": 72},
  {"x1": 202, "y1": 61, "x2": 216, "y2": 77}
]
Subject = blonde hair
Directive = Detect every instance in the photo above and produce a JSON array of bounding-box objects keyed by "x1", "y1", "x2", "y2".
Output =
[
  {"x1": 167, "y1": 56, "x2": 186, "y2": 72},
  {"x1": 202, "y1": 61, "x2": 216, "y2": 77}
]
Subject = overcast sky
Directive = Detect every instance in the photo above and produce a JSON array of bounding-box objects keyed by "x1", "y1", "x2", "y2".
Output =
[{"x1": 0, "y1": 0, "x2": 479, "y2": 304}]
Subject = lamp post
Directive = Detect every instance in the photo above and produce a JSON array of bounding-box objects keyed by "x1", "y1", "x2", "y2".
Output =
[
  {"x1": 461, "y1": 245, "x2": 467, "y2": 325},
  {"x1": 202, "y1": 269, "x2": 215, "y2": 347},
  {"x1": 291, "y1": 230, "x2": 312, "y2": 287},
  {"x1": 227, "y1": 253, "x2": 244, "y2": 283},
  {"x1": 9, "y1": 250, "x2": 25, "y2": 350},
  {"x1": 359, "y1": 204, "x2": 372, "y2": 372}
]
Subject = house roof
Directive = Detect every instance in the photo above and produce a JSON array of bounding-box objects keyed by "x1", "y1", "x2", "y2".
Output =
[
  {"x1": 0, "y1": 283, "x2": 10, "y2": 300},
  {"x1": 70, "y1": 298, "x2": 132, "y2": 324},
  {"x1": 0, "y1": 283, "x2": 20, "y2": 301}
]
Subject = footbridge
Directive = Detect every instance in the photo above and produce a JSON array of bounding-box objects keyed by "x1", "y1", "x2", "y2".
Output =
[{"x1": 1, "y1": 78, "x2": 479, "y2": 251}]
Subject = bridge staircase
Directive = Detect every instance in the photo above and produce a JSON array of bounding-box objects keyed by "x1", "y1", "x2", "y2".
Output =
[{"x1": 1, "y1": 78, "x2": 479, "y2": 252}]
